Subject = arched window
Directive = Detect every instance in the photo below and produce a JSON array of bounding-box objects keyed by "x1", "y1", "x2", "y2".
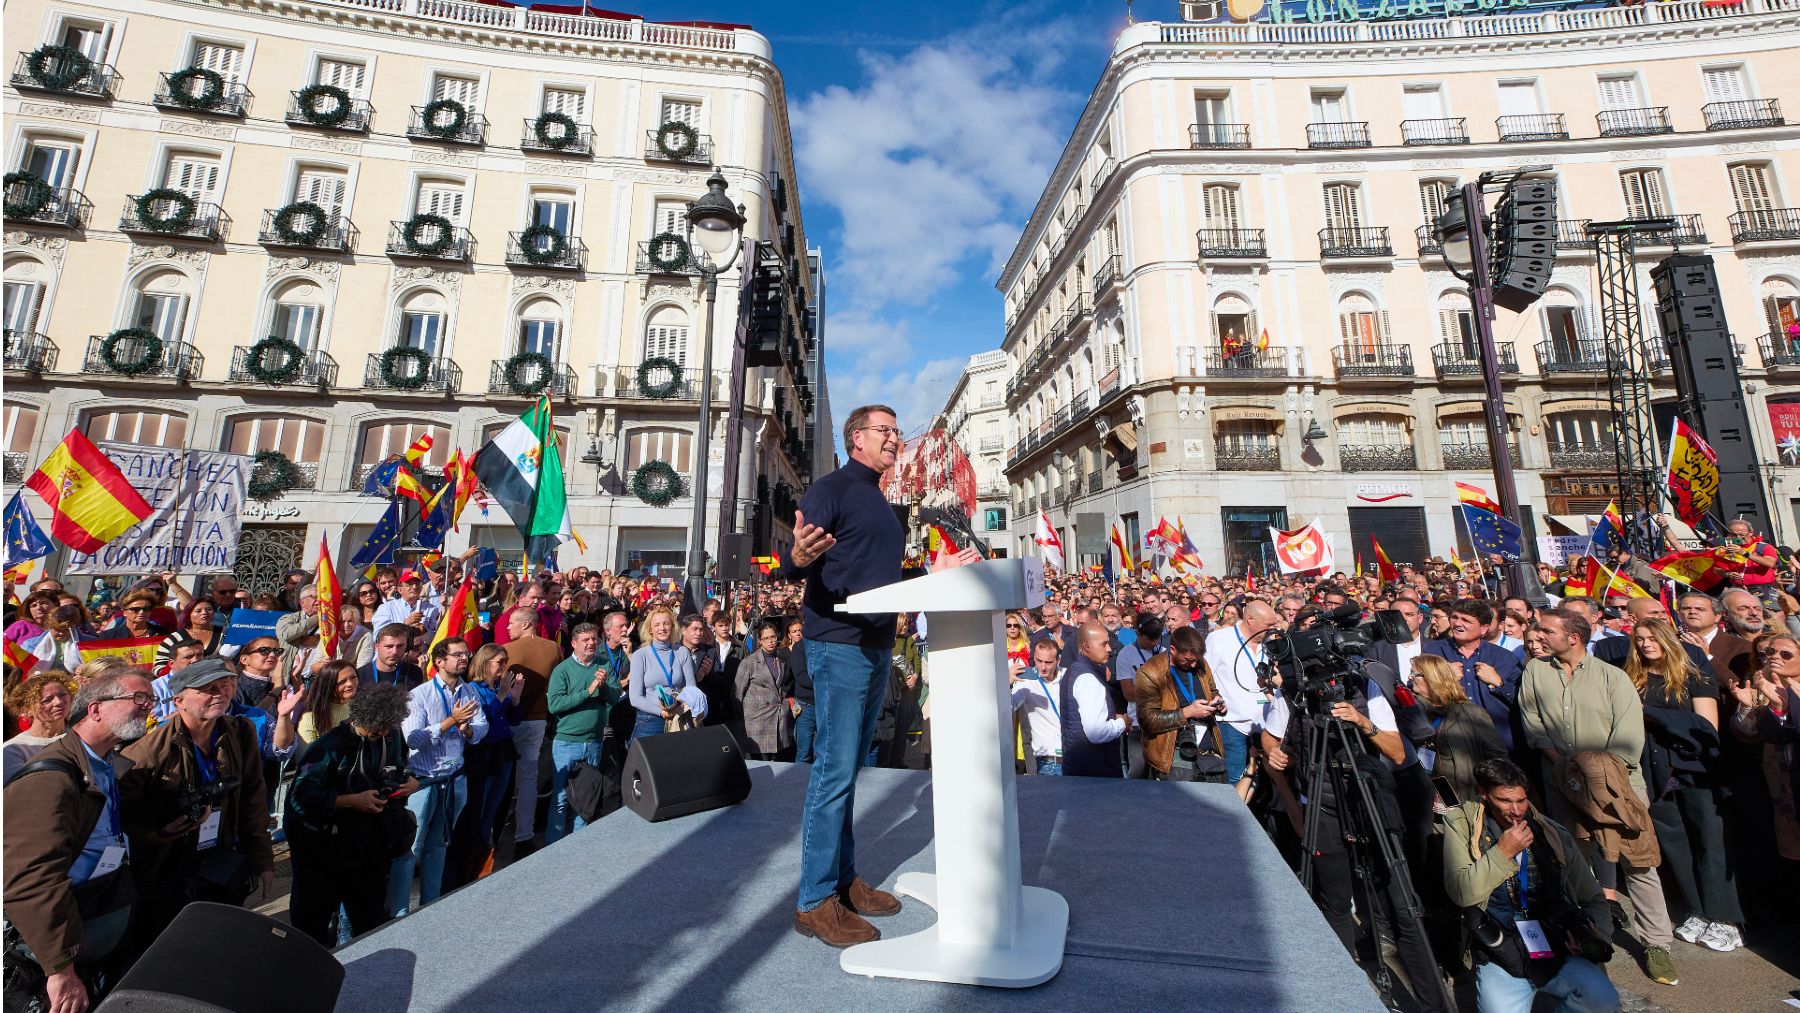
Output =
[
  {"x1": 265, "y1": 279, "x2": 324, "y2": 351},
  {"x1": 127, "y1": 268, "x2": 193, "y2": 344},
  {"x1": 357, "y1": 420, "x2": 449, "y2": 486},
  {"x1": 5, "y1": 402, "x2": 40, "y2": 482},
  {"x1": 86, "y1": 407, "x2": 188, "y2": 448},
  {"x1": 1436, "y1": 291, "x2": 1477, "y2": 359},
  {"x1": 516, "y1": 297, "x2": 561, "y2": 359},
  {"x1": 4, "y1": 255, "x2": 48, "y2": 340},
  {"x1": 1762, "y1": 277, "x2": 1799, "y2": 347},
  {"x1": 1337, "y1": 293, "x2": 1388, "y2": 353},
  {"x1": 1211, "y1": 293, "x2": 1255, "y2": 352},
  {"x1": 1080, "y1": 347, "x2": 1095, "y2": 390},
  {"x1": 226, "y1": 414, "x2": 326, "y2": 487},
  {"x1": 1540, "y1": 288, "x2": 1591, "y2": 364},
  {"x1": 625, "y1": 426, "x2": 692, "y2": 474},
  {"x1": 395, "y1": 289, "x2": 447, "y2": 355},
  {"x1": 643, "y1": 305, "x2": 689, "y2": 366},
  {"x1": 1545, "y1": 410, "x2": 1615, "y2": 465}
]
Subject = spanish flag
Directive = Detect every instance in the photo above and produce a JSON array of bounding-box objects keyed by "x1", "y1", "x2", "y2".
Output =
[
  {"x1": 1110, "y1": 523, "x2": 1134, "y2": 572},
  {"x1": 25, "y1": 430, "x2": 153, "y2": 553},
  {"x1": 315, "y1": 534, "x2": 343, "y2": 658},
  {"x1": 76, "y1": 636, "x2": 162, "y2": 668},
  {"x1": 404, "y1": 432, "x2": 435, "y2": 468},
  {"x1": 1455, "y1": 481, "x2": 1503, "y2": 516},
  {"x1": 4, "y1": 634, "x2": 40, "y2": 676},
  {"x1": 424, "y1": 570, "x2": 479, "y2": 678},
  {"x1": 1372, "y1": 538, "x2": 1399, "y2": 582}
]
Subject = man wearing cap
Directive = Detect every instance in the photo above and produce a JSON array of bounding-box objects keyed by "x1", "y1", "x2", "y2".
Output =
[
  {"x1": 372, "y1": 570, "x2": 441, "y2": 636},
  {"x1": 120, "y1": 658, "x2": 276, "y2": 946}
]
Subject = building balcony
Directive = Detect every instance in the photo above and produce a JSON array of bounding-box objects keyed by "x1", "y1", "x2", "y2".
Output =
[
  {"x1": 1729, "y1": 208, "x2": 1800, "y2": 244},
  {"x1": 505, "y1": 231, "x2": 587, "y2": 271},
  {"x1": 257, "y1": 208, "x2": 357, "y2": 252},
  {"x1": 1495, "y1": 113, "x2": 1569, "y2": 142},
  {"x1": 1099, "y1": 366, "x2": 1122, "y2": 398},
  {"x1": 1432, "y1": 341, "x2": 1519, "y2": 378},
  {"x1": 600, "y1": 366, "x2": 728, "y2": 401},
  {"x1": 1441, "y1": 442, "x2": 1522, "y2": 470},
  {"x1": 1554, "y1": 219, "x2": 1596, "y2": 251},
  {"x1": 228, "y1": 345, "x2": 337, "y2": 387},
  {"x1": 1196, "y1": 227, "x2": 1266, "y2": 259},
  {"x1": 1189, "y1": 123, "x2": 1250, "y2": 149},
  {"x1": 1332, "y1": 343, "x2": 1414, "y2": 378},
  {"x1": 1207, "y1": 346, "x2": 1287, "y2": 377},
  {"x1": 1306, "y1": 121, "x2": 1370, "y2": 149},
  {"x1": 635, "y1": 239, "x2": 707, "y2": 276},
  {"x1": 1646, "y1": 339, "x2": 1742, "y2": 373},
  {"x1": 1536, "y1": 338, "x2": 1608, "y2": 374},
  {"x1": 1633, "y1": 214, "x2": 1708, "y2": 247},
  {"x1": 151, "y1": 72, "x2": 251, "y2": 118},
  {"x1": 386, "y1": 220, "x2": 474, "y2": 261},
  {"x1": 1759, "y1": 331, "x2": 1800, "y2": 369},
  {"x1": 4, "y1": 331, "x2": 58, "y2": 373},
  {"x1": 363, "y1": 351, "x2": 460, "y2": 394},
  {"x1": 1339, "y1": 444, "x2": 1417, "y2": 472},
  {"x1": 979, "y1": 435, "x2": 1004, "y2": 453},
  {"x1": 2, "y1": 179, "x2": 91, "y2": 230},
  {"x1": 1547, "y1": 440, "x2": 1617, "y2": 470},
  {"x1": 487, "y1": 358, "x2": 577, "y2": 397},
  {"x1": 1417, "y1": 225, "x2": 1443, "y2": 257},
  {"x1": 1401, "y1": 117, "x2": 1469, "y2": 145},
  {"x1": 1215, "y1": 444, "x2": 1281, "y2": 471},
  {"x1": 1090, "y1": 157, "x2": 1119, "y2": 193},
  {"x1": 643, "y1": 128, "x2": 713, "y2": 165},
  {"x1": 1319, "y1": 226, "x2": 1392, "y2": 259},
  {"x1": 520, "y1": 117, "x2": 594, "y2": 156},
  {"x1": 3, "y1": 452, "x2": 26, "y2": 486},
  {"x1": 285, "y1": 89, "x2": 372, "y2": 133},
  {"x1": 1596, "y1": 106, "x2": 1672, "y2": 137},
  {"x1": 83, "y1": 335, "x2": 202, "y2": 381},
  {"x1": 1095, "y1": 253, "x2": 1122, "y2": 295},
  {"x1": 119, "y1": 196, "x2": 229, "y2": 243},
  {"x1": 406, "y1": 105, "x2": 488, "y2": 146},
  {"x1": 1703, "y1": 98, "x2": 1783, "y2": 131},
  {"x1": 10, "y1": 51, "x2": 118, "y2": 100},
  {"x1": 1088, "y1": 471, "x2": 1103, "y2": 495}
]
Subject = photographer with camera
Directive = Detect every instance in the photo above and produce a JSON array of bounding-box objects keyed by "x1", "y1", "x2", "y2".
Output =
[
  {"x1": 1443, "y1": 758, "x2": 1618, "y2": 1012},
  {"x1": 1134, "y1": 627, "x2": 1227, "y2": 783},
  {"x1": 119, "y1": 658, "x2": 274, "y2": 951}
]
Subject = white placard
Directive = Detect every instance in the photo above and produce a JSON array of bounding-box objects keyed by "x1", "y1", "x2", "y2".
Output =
[{"x1": 64, "y1": 443, "x2": 251, "y2": 575}]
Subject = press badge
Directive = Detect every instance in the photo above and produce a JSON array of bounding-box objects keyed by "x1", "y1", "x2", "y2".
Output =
[
  {"x1": 93, "y1": 845, "x2": 126, "y2": 877},
  {"x1": 1515, "y1": 918, "x2": 1555, "y2": 959},
  {"x1": 1416, "y1": 747, "x2": 1438, "y2": 772},
  {"x1": 197, "y1": 810, "x2": 222, "y2": 850}
]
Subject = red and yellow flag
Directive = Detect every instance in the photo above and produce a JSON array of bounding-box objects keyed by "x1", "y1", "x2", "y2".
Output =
[
  {"x1": 76, "y1": 636, "x2": 162, "y2": 669},
  {"x1": 445, "y1": 450, "x2": 478, "y2": 531},
  {"x1": 315, "y1": 534, "x2": 343, "y2": 658},
  {"x1": 1665, "y1": 418, "x2": 1720, "y2": 525},
  {"x1": 25, "y1": 430, "x2": 153, "y2": 553},
  {"x1": 1455, "y1": 481, "x2": 1503, "y2": 516},
  {"x1": 4, "y1": 634, "x2": 40, "y2": 676},
  {"x1": 1256, "y1": 326, "x2": 1270, "y2": 352},
  {"x1": 1110, "y1": 523, "x2": 1135, "y2": 572},
  {"x1": 1372, "y1": 538, "x2": 1399, "y2": 582},
  {"x1": 404, "y1": 432, "x2": 435, "y2": 468},
  {"x1": 1592, "y1": 559, "x2": 1650, "y2": 600},
  {"x1": 424, "y1": 570, "x2": 479, "y2": 678}
]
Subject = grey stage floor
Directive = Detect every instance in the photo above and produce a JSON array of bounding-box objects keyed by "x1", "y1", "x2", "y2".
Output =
[{"x1": 335, "y1": 762, "x2": 1384, "y2": 1011}]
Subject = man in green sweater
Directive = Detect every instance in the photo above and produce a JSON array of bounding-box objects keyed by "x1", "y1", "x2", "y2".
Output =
[{"x1": 545, "y1": 623, "x2": 621, "y2": 843}]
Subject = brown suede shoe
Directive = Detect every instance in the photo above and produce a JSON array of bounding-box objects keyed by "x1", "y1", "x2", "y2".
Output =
[
  {"x1": 841, "y1": 877, "x2": 901, "y2": 917},
  {"x1": 795, "y1": 895, "x2": 879, "y2": 948}
]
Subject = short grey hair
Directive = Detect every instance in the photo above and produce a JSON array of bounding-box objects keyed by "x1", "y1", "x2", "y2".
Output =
[
  {"x1": 71, "y1": 668, "x2": 152, "y2": 724},
  {"x1": 842, "y1": 404, "x2": 897, "y2": 449}
]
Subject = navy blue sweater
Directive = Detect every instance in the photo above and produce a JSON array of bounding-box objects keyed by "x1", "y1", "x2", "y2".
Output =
[{"x1": 787, "y1": 459, "x2": 902, "y2": 649}]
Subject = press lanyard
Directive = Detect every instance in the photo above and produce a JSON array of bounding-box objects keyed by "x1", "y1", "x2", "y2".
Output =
[
  {"x1": 650, "y1": 644, "x2": 676, "y2": 687},
  {"x1": 1514, "y1": 849, "x2": 1530, "y2": 918},
  {"x1": 1170, "y1": 667, "x2": 1199, "y2": 706},
  {"x1": 1032, "y1": 672, "x2": 1060, "y2": 720},
  {"x1": 434, "y1": 679, "x2": 456, "y2": 719},
  {"x1": 604, "y1": 645, "x2": 622, "y2": 676},
  {"x1": 1235, "y1": 627, "x2": 1261, "y2": 665}
]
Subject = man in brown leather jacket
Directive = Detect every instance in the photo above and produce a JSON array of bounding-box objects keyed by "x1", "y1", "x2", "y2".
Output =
[{"x1": 1133, "y1": 627, "x2": 1226, "y2": 781}]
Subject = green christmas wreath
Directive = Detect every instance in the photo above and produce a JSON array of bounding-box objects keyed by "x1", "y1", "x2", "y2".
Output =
[
  {"x1": 631, "y1": 460, "x2": 683, "y2": 507},
  {"x1": 420, "y1": 98, "x2": 468, "y2": 139},
  {"x1": 533, "y1": 111, "x2": 579, "y2": 150},
  {"x1": 654, "y1": 121, "x2": 699, "y2": 159},
  {"x1": 645, "y1": 233, "x2": 689, "y2": 273},
  {"x1": 25, "y1": 45, "x2": 91, "y2": 91},
  {"x1": 100, "y1": 328, "x2": 164, "y2": 376},
  {"x1": 517, "y1": 224, "x2": 566, "y2": 265},
  {"x1": 379, "y1": 345, "x2": 432, "y2": 389},
  {"x1": 166, "y1": 66, "x2": 226, "y2": 110},
  {"x1": 4, "y1": 172, "x2": 54, "y2": 219},
  {"x1": 245, "y1": 336, "x2": 304, "y2": 384},
  {"x1": 401, "y1": 213, "x2": 455, "y2": 256},
  {"x1": 248, "y1": 449, "x2": 301, "y2": 500},
  {"x1": 272, "y1": 201, "x2": 329, "y2": 246},
  {"x1": 294, "y1": 83, "x2": 352, "y2": 127},
  {"x1": 134, "y1": 188, "x2": 197, "y2": 233},
  {"x1": 502, "y1": 351, "x2": 554, "y2": 395},
  {"x1": 636, "y1": 356, "x2": 683, "y2": 399}
]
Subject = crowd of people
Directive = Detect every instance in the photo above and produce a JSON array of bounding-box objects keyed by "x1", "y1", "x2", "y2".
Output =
[{"x1": 3, "y1": 510, "x2": 1798, "y2": 1011}]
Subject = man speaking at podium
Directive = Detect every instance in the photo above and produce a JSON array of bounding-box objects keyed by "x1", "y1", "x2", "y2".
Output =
[{"x1": 787, "y1": 404, "x2": 977, "y2": 949}]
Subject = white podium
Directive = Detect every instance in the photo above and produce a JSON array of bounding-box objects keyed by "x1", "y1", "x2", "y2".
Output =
[{"x1": 834, "y1": 557, "x2": 1067, "y2": 988}]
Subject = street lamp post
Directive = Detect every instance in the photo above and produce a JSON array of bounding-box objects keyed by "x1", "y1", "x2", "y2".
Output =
[{"x1": 682, "y1": 170, "x2": 746, "y2": 613}]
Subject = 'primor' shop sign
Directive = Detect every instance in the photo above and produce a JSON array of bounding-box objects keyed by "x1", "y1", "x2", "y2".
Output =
[{"x1": 1256, "y1": 0, "x2": 1613, "y2": 24}]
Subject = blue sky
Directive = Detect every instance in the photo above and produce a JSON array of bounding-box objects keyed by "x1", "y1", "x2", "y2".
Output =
[{"x1": 611, "y1": 1, "x2": 1148, "y2": 435}]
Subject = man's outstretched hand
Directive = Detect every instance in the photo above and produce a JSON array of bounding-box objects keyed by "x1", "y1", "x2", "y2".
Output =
[
  {"x1": 932, "y1": 547, "x2": 982, "y2": 572},
  {"x1": 791, "y1": 511, "x2": 836, "y2": 569}
]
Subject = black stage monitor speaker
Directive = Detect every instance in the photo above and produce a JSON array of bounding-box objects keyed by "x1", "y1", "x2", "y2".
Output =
[
  {"x1": 96, "y1": 903, "x2": 342, "y2": 1013},
  {"x1": 621, "y1": 723, "x2": 751, "y2": 822},
  {"x1": 717, "y1": 531, "x2": 752, "y2": 581}
]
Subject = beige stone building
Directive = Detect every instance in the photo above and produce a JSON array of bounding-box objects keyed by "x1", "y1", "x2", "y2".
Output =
[
  {"x1": 934, "y1": 349, "x2": 1012, "y2": 551},
  {"x1": 999, "y1": 0, "x2": 1800, "y2": 574},
  {"x1": 3, "y1": 0, "x2": 826, "y2": 588}
]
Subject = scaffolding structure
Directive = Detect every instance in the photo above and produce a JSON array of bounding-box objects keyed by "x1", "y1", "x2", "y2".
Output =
[{"x1": 1588, "y1": 219, "x2": 1675, "y2": 558}]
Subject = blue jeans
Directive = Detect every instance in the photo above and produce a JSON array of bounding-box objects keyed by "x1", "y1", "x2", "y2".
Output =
[
  {"x1": 797, "y1": 639, "x2": 891, "y2": 912},
  {"x1": 793, "y1": 702, "x2": 817, "y2": 763},
  {"x1": 546, "y1": 739, "x2": 602, "y2": 843},
  {"x1": 471, "y1": 753, "x2": 515, "y2": 849},
  {"x1": 388, "y1": 774, "x2": 467, "y2": 917},
  {"x1": 1475, "y1": 957, "x2": 1618, "y2": 1013},
  {"x1": 631, "y1": 709, "x2": 664, "y2": 741},
  {"x1": 1219, "y1": 724, "x2": 1249, "y2": 784},
  {"x1": 1034, "y1": 756, "x2": 1063, "y2": 776}
]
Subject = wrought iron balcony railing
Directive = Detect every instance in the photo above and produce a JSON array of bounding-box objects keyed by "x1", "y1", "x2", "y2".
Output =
[
  {"x1": 521, "y1": 117, "x2": 594, "y2": 155},
  {"x1": 1339, "y1": 445, "x2": 1418, "y2": 472},
  {"x1": 152, "y1": 73, "x2": 251, "y2": 118},
  {"x1": 1196, "y1": 228, "x2": 1266, "y2": 259},
  {"x1": 120, "y1": 196, "x2": 229, "y2": 242},
  {"x1": 285, "y1": 90, "x2": 372, "y2": 132},
  {"x1": 1215, "y1": 444, "x2": 1281, "y2": 471},
  {"x1": 1189, "y1": 123, "x2": 1251, "y2": 149},
  {"x1": 1319, "y1": 226, "x2": 1392, "y2": 258},
  {"x1": 1555, "y1": 219, "x2": 1597, "y2": 250},
  {"x1": 10, "y1": 52, "x2": 118, "y2": 100},
  {"x1": 505, "y1": 231, "x2": 587, "y2": 270},
  {"x1": 1417, "y1": 225, "x2": 1443, "y2": 257},
  {"x1": 228, "y1": 345, "x2": 337, "y2": 387},
  {"x1": 1090, "y1": 157, "x2": 1118, "y2": 193},
  {"x1": 978, "y1": 436, "x2": 1004, "y2": 453},
  {"x1": 4, "y1": 331, "x2": 58, "y2": 373},
  {"x1": 1759, "y1": 330, "x2": 1800, "y2": 368},
  {"x1": 1546, "y1": 440, "x2": 1617, "y2": 470},
  {"x1": 386, "y1": 220, "x2": 474, "y2": 261},
  {"x1": 1729, "y1": 208, "x2": 1800, "y2": 243},
  {"x1": 1495, "y1": 113, "x2": 1569, "y2": 142},
  {"x1": 363, "y1": 351, "x2": 460, "y2": 393},
  {"x1": 1306, "y1": 121, "x2": 1371, "y2": 149},
  {"x1": 257, "y1": 208, "x2": 357, "y2": 252},
  {"x1": 635, "y1": 239, "x2": 707, "y2": 276},
  {"x1": 1646, "y1": 339, "x2": 1743, "y2": 372},
  {"x1": 1432, "y1": 341, "x2": 1519, "y2": 377},
  {"x1": 1703, "y1": 98, "x2": 1783, "y2": 131},
  {"x1": 1095, "y1": 253, "x2": 1122, "y2": 293},
  {"x1": 1596, "y1": 106, "x2": 1672, "y2": 137},
  {"x1": 1632, "y1": 213, "x2": 1708, "y2": 247},
  {"x1": 642, "y1": 128, "x2": 713, "y2": 165},
  {"x1": 602, "y1": 366, "x2": 728, "y2": 400},
  {"x1": 488, "y1": 358, "x2": 577, "y2": 397},
  {"x1": 1440, "y1": 441, "x2": 1522, "y2": 470},
  {"x1": 406, "y1": 105, "x2": 488, "y2": 146},
  {"x1": 2, "y1": 179, "x2": 91, "y2": 229},
  {"x1": 1401, "y1": 117, "x2": 1468, "y2": 145},
  {"x1": 83, "y1": 335, "x2": 202, "y2": 380},
  {"x1": 1088, "y1": 471, "x2": 1102, "y2": 494},
  {"x1": 1207, "y1": 346, "x2": 1288, "y2": 377},
  {"x1": 1535, "y1": 338, "x2": 1608, "y2": 373},
  {"x1": 1332, "y1": 343, "x2": 1414, "y2": 378}
]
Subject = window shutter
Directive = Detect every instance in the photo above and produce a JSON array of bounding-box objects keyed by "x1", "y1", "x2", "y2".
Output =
[
  {"x1": 1324, "y1": 183, "x2": 1361, "y2": 231},
  {"x1": 1496, "y1": 80, "x2": 1540, "y2": 118},
  {"x1": 1438, "y1": 307, "x2": 1456, "y2": 345},
  {"x1": 655, "y1": 200, "x2": 687, "y2": 237},
  {"x1": 163, "y1": 156, "x2": 220, "y2": 202},
  {"x1": 1619, "y1": 169, "x2": 1666, "y2": 219},
  {"x1": 1205, "y1": 184, "x2": 1241, "y2": 231},
  {"x1": 317, "y1": 59, "x2": 366, "y2": 95},
  {"x1": 295, "y1": 169, "x2": 347, "y2": 215},
  {"x1": 433, "y1": 75, "x2": 478, "y2": 106},
  {"x1": 4, "y1": 283, "x2": 42, "y2": 333},
  {"x1": 417, "y1": 184, "x2": 465, "y2": 222},
  {"x1": 1378, "y1": 310, "x2": 1392, "y2": 344},
  {"x1": 1702, "y1": 66, "x2": 1748, "y2": 102},
  {"x1": 1728, "y1": 163, "x2": 1774, "y2": 215},
  {"x1": 660, "y1": 98, "x2": 700, "y2": 127},
  {"x1": 543, "y1": 87, "x2": 584, "y2": 118},
  {"x1": 193, "y1": 42, "x2": 244, "y2": 83},
  {"x1": 1597, "y1": 75, "x2": 1640, "y2": 110},
  {"x1": 25, "y1": 142, "x2": 77, "y2": 188},
  {"x1": 1418, "y1": 180, "x2": 1452, "y2": 229}
]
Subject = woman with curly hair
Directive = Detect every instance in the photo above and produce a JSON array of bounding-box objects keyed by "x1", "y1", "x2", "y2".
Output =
[{"x1": 2, "y1": 672, "x2": 74, "y2": 776}]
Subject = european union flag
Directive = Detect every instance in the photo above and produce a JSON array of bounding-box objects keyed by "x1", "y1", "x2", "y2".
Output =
[
  {"x1": 410, "y1": 487, "x2": 452, "y2": 552},
  {"x1": 360, "y1": 458, "x2": 403, "y2": 498},
  {"x1": 4, "y1": 493, "x2": 54, "y2": 567},
  {"x1": 1461, "y1": 504, "x2": 1523, "y2": 563},
  {"x1": 350, "y1": 500, "x2": 403, "y2": 569}
]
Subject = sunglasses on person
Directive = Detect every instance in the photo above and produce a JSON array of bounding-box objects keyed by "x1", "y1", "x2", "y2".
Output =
[
  {"x1": 123, "y1": 605, "x2": 153, "y2": 614},
  {"x1": 1769, "y1": 649, "x2": 1799, "y2": 662},
  {"x1": 1005, "y1": 622, "x2": 1023, "y2": 631},
  {"x1": 243, "y1": 646, "x2": 282, "y2": 657}
]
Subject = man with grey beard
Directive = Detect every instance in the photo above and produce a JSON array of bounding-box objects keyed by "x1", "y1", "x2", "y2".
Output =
[{"x1": 3, "y1": 669, "x2": 156, "y2": 1013}]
